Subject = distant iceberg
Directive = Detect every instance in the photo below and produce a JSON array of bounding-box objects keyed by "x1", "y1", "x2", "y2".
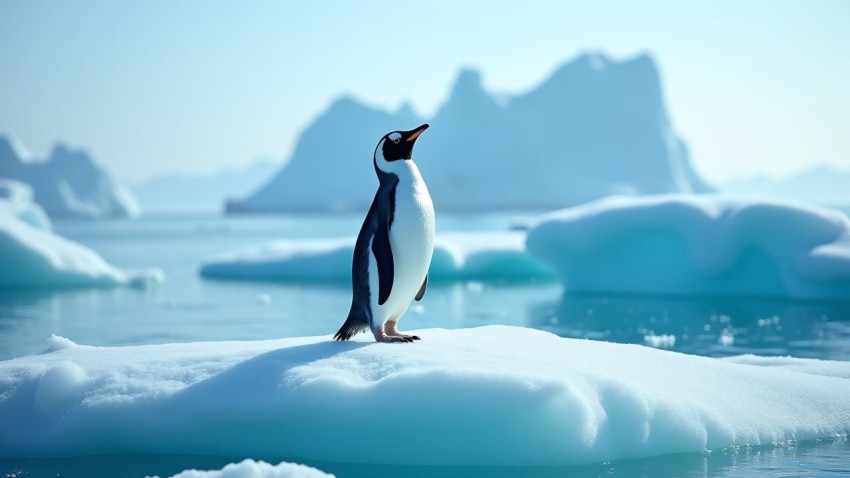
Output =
[
  {"x1": 0, "y1": 196, "x2": 161, "y2": 288},
  {"x1": 526, "y1": 195, "x2": 850, "y2": 300},
  {"x1": 227, "y1": 53, "x2": 712, "y2": 213},
  {"x1": 1, "y1": 326, "x2": 849, "y2": 465},
  {"x1": 200, "y1": 231, "x2": 554, "y2": 282},
  {"x1": 0, "y1": 135, "x2": 138, "y2": 219},
  {"x1": 0, "y1": 179, "x2": 52, "y2": 230}
]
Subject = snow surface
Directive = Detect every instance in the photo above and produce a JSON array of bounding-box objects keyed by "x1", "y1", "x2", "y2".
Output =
[
  {"x1": 2, "y1": 326, "x2": 849, "y2": 466},
  {"x1": 0, "y1": 205, "x2": 162, "y2": 288},
  {"x1": 526, "y1": 195, "x2": 850, "y2": 300},
  {"x1": 200, "y1": 231, "x2": 553, "y2": 282},
  {"x1": 160, "y1": 459, "x2": 332, "y2": 478}
]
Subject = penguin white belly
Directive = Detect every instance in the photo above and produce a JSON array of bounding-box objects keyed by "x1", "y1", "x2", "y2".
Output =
[{"x1": 369, "y1": 163, "x2": 435, "y2": 325}]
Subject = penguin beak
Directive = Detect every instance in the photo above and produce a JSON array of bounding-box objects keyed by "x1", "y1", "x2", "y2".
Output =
[{"x1": 404, "y1": 123, "x2": 429, "y2": 143}]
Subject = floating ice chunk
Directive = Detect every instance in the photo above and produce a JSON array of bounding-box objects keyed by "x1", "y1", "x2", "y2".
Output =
[
  {"x1": 126, "y1": 268, "x2": 166, "y2": 288},
  {"x1": 643, "y1": 334, "x2": 676, "y2": 348},
  {"x1": 43, "y1": 335, "x2": 78, "y2": 353},
  {"x1": 1, "y1": 326, "x2": 849, "y2": 466},
  {"x1": 526, "y1": 195, "x2": 850, "y2": 300},
  {"x1": 161, "y1": 459, "x2": 333, "y2": 478},
  {"x1": 0, "y1": 204, "x2": 163, "y2": 288},
  {"x1": 200, "y1": 231, "x2": 553, "y2": 282}
]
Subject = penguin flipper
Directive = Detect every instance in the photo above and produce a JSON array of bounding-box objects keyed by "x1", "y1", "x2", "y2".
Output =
[
  {"x1": 415, "y1": 274, "x2": 427, "y2": 301},
  {"x1": 372, "y1": 220, "x2": 394, "y2": 305}
]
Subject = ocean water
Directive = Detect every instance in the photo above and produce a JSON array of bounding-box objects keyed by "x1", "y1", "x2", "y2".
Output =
[{"x1": 1, "y1": 212, "x2": 849, "y2": 477}]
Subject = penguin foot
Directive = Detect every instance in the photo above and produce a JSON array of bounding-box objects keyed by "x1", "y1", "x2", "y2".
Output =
[
  {"x1": 373, "y1": 324, "x2": 417, "y2": 343},
  {"x1": 384, "y1": 322, "x2": 421, "y2": 342}
]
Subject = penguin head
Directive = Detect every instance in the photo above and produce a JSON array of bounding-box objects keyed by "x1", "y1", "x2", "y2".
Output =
[{"x1": 373, "y1": 123, "x2": 429, "y2": 175}]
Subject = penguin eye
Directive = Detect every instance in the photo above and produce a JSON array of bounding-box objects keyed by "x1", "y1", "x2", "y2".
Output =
[{"x1": 392, "y1": 138, "x2": 400, "y2": 144}]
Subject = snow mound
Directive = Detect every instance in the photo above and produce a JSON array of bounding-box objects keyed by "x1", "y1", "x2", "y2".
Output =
[
  {"x1": 0, "y1": 206, "x2": 163, "y2": 288},
  {"x1": 526, "y1": 195, "x2": 850, "y2": 300},
  {"x1": 200, "y1": 231, "x2": 553, "y2": 282},
  {"x1": 2, "y1": 326, "x2": 849, "y2": 466},
  {"x1": 162, "y1": 459, "x2": 332, "y2": 478}
]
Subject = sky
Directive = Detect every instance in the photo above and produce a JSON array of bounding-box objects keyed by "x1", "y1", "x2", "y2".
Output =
[{"x1": 1, "y1": 0, "x2": 849, "y2": 186}]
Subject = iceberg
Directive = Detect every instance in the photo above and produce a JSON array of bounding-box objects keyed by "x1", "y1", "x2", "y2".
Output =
[
  {"x1": 526, "y1": 195, "x2": 850, "y2": 301},
  {"x1": 0, "y1": 135, "x2": 138, "y2": 219},
  {"x1": 162, "y1": 459, "x2": 332, "y2": 478},
  {"x1": 0, "y1": 179, "x2": 52, "y2": 230},
  {"x1": 1, "y1": 326, "x2": 849, "y2": 466},
  {"x1": 0, "y1": 200, "x2": 162, "y2": 288},
  {"x1": 227, "y1": 53, "x2": 712, "y2": 213},
  {"x1": 200, "y1": 231, "x2": 554, "y2": 282}
]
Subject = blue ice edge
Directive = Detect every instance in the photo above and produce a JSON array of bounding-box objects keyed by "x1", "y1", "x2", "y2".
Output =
[{"x1": 1, "y1": 326, "x2": 848, "y2": 467}]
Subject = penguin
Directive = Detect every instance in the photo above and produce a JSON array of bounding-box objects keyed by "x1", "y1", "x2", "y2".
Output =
[{"x1": 334, "y1": 123, "x2": 434, "y2": 343}]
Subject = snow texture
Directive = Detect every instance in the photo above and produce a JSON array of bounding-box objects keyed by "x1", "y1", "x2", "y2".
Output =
[
  {"x1": 1, "y1": 326, "x2": 849, "y2": 466},
  {"x1": 526, "y1": 195, "x2": 850, "y2": 300},
  {"x1": 227, "y1": 53, "x2": 711, "y2": 213},
  {"x1": 0, "y1": 204, "x2": 162, "y2": 288},
  {"x1": 200, "y1": 231, "x2": 554, "y2": 282},
  {"x1": 161, "y1": 459, "x2": 332, "y2": 478},
  {"x1": 0, "y1": 135, "x2": 138, "y2": 219}
]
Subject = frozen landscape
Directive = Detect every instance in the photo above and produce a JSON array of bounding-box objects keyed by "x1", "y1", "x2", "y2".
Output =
[{"x1": 3, "y1": 2, "x2": 850, "y2": 474}]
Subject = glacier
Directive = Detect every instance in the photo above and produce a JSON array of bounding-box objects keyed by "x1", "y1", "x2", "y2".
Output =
[
  {"x1": 1, "y1": 326, "x2": 849, "y2": 466},
  {"x1": 200, "y1": 231, "x2": 554, "y2": 282},
  {"x1": 526, "y1": 195, "x2": 850, "y2": 301},
  {"x1": 0, "y1": 196, "x2": 162, "y2": 288}
]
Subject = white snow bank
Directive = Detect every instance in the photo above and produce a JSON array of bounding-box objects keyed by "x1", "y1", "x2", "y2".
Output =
[
  {"x1": 0, "y1": 207, "x2": 163, "y2": 288},
  {"x1": 161, "y1": 459, "x2": 332, "y2": 478},
  {"x1": 2, "y1": 326, "x2": 849, "y2": 466},
  {"x1": 200, "y1": 231, "x2": 553, "y2": 282},
  {"x1": 526, "y1": 195, "x2": 850, "y2": 300}
]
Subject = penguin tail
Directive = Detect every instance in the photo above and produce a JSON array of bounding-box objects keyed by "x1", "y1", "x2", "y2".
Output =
[{"x1": 334, "y1": 307, "x2": 370, "y2": 341}]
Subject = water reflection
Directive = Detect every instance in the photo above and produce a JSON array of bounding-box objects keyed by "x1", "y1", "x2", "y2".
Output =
[
  {"x1": 530, "y1": 293, "x2": 850, "y2": 360},
  {"x1": 1, "y1": 437, "x2": 846, "y2": 478}
]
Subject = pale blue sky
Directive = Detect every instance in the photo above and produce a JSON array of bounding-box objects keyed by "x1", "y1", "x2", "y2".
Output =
[{"x1": 1, "y1": 0, "x2": 848, "y2": 185}]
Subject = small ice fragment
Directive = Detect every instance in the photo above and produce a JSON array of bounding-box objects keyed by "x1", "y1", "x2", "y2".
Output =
[{"x1": 644, "y1": 334, "x2": 676, "y2": 348}]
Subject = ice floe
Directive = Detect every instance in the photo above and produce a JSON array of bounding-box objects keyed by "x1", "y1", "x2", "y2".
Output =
[
  {"x1": 0, "y1": 201, "x2": 162, "y2": 288},
  {"x1": 160, "y1": 459, "x2": 332, "y2": 478},
  {"x1": 526, "y1": 195, "x2": 850, "y2": 300},
  {"x1": 1, "y1": 326, "x2": 848, "y2": 466},
  {"x1": 200, "y1": 231, "x2": 553, "y2": 282}
]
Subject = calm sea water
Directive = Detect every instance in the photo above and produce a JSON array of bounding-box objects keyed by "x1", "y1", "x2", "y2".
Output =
[{"x1": 1, "y1": 212, "x2": 849, "y2": 477}]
